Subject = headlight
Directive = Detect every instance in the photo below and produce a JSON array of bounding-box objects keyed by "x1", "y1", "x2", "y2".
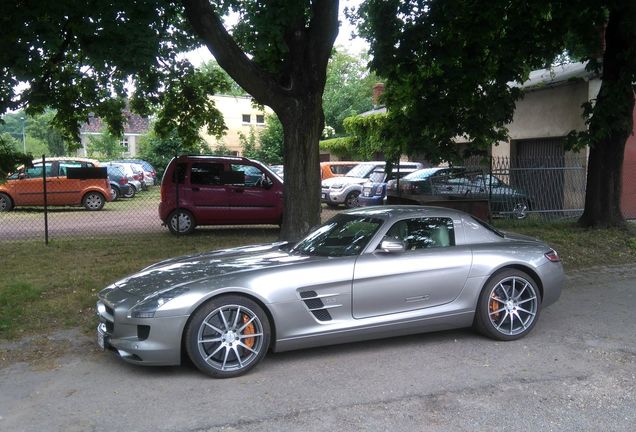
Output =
[
  {"x1": 128, "y1": 287, "x2": 190, "y2": 318},
  {"x1": 330, "y1": 183, "x2": 344, "y2": 190}
]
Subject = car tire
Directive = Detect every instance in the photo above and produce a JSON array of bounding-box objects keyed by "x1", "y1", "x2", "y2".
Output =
[
  {"x1": 326, "y1": 202, "x2": 339, "y2": 209},
  {"x1": 344, "y1": 191, "x2": 361, "y2": 209},
  {"x1": 511, "y1": 200, "x2": 530, "y2": 219},
  {"x1": 0, "y1": 192, "x2": 13, "y2": 211},
  {"x1": 82, "y1": 192, "x2": 106, "y2": 211},
  {"x1": 185, "y1": 295, "x2": 271, "y2": 378},
  {"x1": 123, "y1": 184, "x2": 136, "y2": 199},
  {"x1": 111, "y1": 187, "x2": 120, "y2": 201},
  {"x1": 474, "y1": 269, "x2": 541, "y2": 341},
  {"x1": 167, "y1": 209, "x2": 196, "y2": 235}
]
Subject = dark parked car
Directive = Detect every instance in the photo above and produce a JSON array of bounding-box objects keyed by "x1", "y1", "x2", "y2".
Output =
[
  {"x1": 113, "y1": 159, "x2": 158, "y2": 186},
  {"x1": 107, "y1": 166, "x2": 133, "y2": 200},
  {"x1": 386, "y1": 168, "x2": 531, "y2": 219},
  {"x1": 358, "y1": 167, "x2": 420, "y2": 207},
  {"x1": 159, "y1": 155, "x2": 284, "y2": 234}
]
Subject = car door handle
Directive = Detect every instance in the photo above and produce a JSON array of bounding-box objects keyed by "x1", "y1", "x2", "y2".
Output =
[
  {"x1": 192, "y1": 187, "x2": 200, "y2": 192},
  {"x1": 405, "y1": 295, "x2": 430, "y2": 303}
]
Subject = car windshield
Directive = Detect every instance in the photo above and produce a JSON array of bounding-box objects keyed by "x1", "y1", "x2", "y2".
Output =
[
  {"x1": 403, "y1": 168, "x2": 442, "y2": 181},
  {"x1": 291, "y1": 214, "x2": 384, "y2": 257},
  {"x1": 345, "y1": 164, "x2": 380, "y2": 178}
]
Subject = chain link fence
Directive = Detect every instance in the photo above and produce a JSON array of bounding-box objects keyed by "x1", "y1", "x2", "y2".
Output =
[{"x1": 0, "y1": 154, "x2": 588, "y2": 243}]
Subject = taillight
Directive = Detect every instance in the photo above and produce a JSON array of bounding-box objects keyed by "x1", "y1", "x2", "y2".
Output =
[
  {"x1": 118, "y1": 177, "x2": 127, "y2": 185},
  {"x1": 545, "y1": 249, "x2": 561, "y2": 262},
  {"x1": 134, "y1": 174, "x2": 142, "y2": 181}
]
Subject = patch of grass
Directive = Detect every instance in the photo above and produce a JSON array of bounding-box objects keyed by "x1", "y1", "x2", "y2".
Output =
[
  {"x1": 493, "y1": 220, "x2": 636, "y2": 270},
  {"x1": 0, "y1": 228, "x2": 278, "y2": 340}
]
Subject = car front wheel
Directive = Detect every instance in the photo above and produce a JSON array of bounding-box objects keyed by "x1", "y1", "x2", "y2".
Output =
[
  {"x1": 344, "y1": 191, "x2": 361, "y2": 209},
  {"x1": 82, "y1": 192, "x2": 106, "y2": 211},
  {"x1": 474, "y1": 269, "x2": 541, "y2": 341},
  {"x1": 185, "y1": 295, "x2": 271, "y2": 378},
  {"x1": 167, "y1": 209, "x2": 196, "y2": 235}
]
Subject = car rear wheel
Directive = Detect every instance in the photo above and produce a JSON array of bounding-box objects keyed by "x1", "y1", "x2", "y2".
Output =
[
  {"x1": 123, "y1": 184, "x2": 136, "y2": 199},
  {"x1": 0, "y1": 193, "x2": 13, "y2": 211},
  {"x1": 185, "y1": 295, "x2": 270, "y2": 378},
  {"x1": 344, "y1": 191, "x2": 361, "y2": 209},
  {"x1": 474, "y1": 269, "x2": 541, "y2": 341},
  {"x1": 82, "y1": 192, "x2": 105, "y2": 211},
  {"x1": 167, "y1": 209, "x2": 196, "y2": 235},
  {"x1": 511, "y1": 201, "x2": 529, "y2": 219},
  {"x1": 111, "y1": 187, "x2": 120, "y2": 201}
]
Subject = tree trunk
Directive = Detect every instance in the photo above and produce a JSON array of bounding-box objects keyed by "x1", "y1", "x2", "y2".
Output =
[
  {"x1": 578, "y1": 6, "x2": 635, "y2": 228},
  {"x1": 278, "y1": 95, "x2": 324, "y2": 241}
]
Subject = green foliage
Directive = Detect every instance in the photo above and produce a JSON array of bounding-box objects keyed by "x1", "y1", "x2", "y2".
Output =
[
  {"x1": 343, "y1": 113, "x2": 402, "y2": 161},
  {"x1": 199, "y1": 61, "x2": 247, "y2": 97},
  {"x1": 319, "y1": 136, "x2": 357, "y2": 159},
  {"x1": 238, "y1": 115, "x2": 284, "y2": 164},
  {"x1": 25, "y1": 110, "x2": 69, "y2": 156},
  {"x1": 0, "y1": 135, "x2": 31, "y2": 182},
  {"x1": 323, "y1": 48, "x2": 377, "y2": 134},
  {"x1": 87, "y1": 131, "x2": 124, "y2": 160},
  {"x1": 239, "y1": 127, "x2": 259, "y2": 159},
  {"x1": 138, "y1": 127, "x2": 208, "y2": 178},
  {"x1": 353, "y1": 0, "x2": 601, "y2": 162},
  {"x1": 257, "y1": 115, "x2": 284, "y2": 164},
  {"x1": 210, "y1": 142, "x2": 234, "y2": 156}
]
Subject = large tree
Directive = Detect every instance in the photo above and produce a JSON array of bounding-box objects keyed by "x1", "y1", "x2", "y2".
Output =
[
  {"x1": 2, "y1": 1, "x2": 339, "y2": 239},
  {"x1": 356, "y1": 0, "x2": 635, "y2": 227},
  {"x1": 182, "y1": 0, "x2": 338, "y2": 239}
]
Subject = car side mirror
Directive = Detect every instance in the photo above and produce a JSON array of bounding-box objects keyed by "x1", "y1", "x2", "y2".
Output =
[
  {"x1": 261, "y1": 175, "x2": 273, "y2": 189},
  {"x1": 378, "y1": 238, "x2": 406, "y2": 253}
]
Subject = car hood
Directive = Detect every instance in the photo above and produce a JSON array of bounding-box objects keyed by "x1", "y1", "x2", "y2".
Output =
[
  {"x1": 105, "y1": 242, "x2": 320, "y2": 299},
  {"x1": 323, "y1": 176, "x2": 368, "y2": 187}
]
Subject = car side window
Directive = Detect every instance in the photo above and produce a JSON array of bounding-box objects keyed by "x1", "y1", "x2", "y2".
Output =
[
  {"x1": 59, "y1": 161, "x2": 83, "y2": 177},
  {"x1": 25, "y1": 163, "x2": 53, "y2": 178},
  {"x1": 191, "y1": 163, "x2": 224, "y2": 185},
  {"x1": 231, "y1": 164, "x2": 265, "y2": 187},
  {"x1": 385, "y1": 217, "x2": 455, "y2": 250}
]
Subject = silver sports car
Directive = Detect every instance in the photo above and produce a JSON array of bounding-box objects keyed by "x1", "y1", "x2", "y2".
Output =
[{"x1": 96, "y1": 206, "x2": 563, "y2": 378}]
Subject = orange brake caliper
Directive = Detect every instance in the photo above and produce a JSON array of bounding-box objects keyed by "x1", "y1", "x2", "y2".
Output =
[
  {"x1": 490, "y1": 295, "x2": 500, "y2": 320},
  {"x1": 242, "y1": 314, "x2": 256, "y2": 349}
]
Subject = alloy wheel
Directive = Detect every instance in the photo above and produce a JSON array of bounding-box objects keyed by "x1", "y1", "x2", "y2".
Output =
[
  {"x1": 196, "y1": 304, "x2": 265, "y2": 373},
  {"x1": 487, "y1": 276, "x2": 538, "y2": 336}
]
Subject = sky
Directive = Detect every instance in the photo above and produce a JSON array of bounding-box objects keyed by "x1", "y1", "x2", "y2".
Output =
[{"x1": 185, "y1": 1, "x2": 369, "y2": 67}]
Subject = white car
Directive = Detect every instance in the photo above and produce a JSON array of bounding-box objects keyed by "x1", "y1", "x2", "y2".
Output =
[{"x1": 321, "y1": 161, "x2": 424, "y2": 208}]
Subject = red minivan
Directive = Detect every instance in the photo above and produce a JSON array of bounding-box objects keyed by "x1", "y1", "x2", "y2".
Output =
[{"x1": 159, "y1": 155, "x2": 284, "y2": 234}]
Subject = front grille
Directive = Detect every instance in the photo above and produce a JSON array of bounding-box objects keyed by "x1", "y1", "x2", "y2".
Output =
[
  {"x1": 105, "y1": 305, "x2": 114, "y2": 316},
  {"x1": 299, "y1": 291, "x2": 333, "y2": 321},
  {"x1": 137, "y1": 325, "x2": 150, "y2": 341},
  {"x1": 106, "y1": 321, "x2": 114, "y2": 333}
]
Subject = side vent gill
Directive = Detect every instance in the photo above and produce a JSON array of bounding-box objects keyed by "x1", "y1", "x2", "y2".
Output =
[{"x1": 299, "y1": 290, "x2": 333, "y2": 321}]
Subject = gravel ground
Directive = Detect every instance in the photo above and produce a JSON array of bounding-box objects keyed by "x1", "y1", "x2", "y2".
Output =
[{"x1": 1, "y1": 265, "x2": 635, "y2": 432}]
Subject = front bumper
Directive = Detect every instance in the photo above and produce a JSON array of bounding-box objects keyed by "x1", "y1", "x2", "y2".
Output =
[
  {"x1": 321, "y1": 188, "x2": 347, "y2": 204},
  {"x1": 96, "y1": 298, "x2": 188, "y2": 366}
]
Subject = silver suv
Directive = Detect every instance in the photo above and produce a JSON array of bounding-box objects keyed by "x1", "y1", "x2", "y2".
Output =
[{"x1": 321, "y1": 161, "x2": 423, "y2": 208}]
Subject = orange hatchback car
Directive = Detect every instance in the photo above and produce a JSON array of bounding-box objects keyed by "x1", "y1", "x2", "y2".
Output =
[
  {"x1": 320, "y1": 161, "x2": 360, "y2": 180},
  {"x1": 0, "y1": 157, "x2": 112, "y2": 211}
]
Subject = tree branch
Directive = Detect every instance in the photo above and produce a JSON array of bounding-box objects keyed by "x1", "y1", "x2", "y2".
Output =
[
  {"x1": 308, "y1": 0, "x2": 340, "y2": 74},
  {"x1": 181, "y1": 0, "x2": 285, "y2": 107}
]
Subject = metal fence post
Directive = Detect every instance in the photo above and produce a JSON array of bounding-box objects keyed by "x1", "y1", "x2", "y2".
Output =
[
  {"x1": 488, "y1": 156, "x2": 493, "y2": 224},
  {"x1": 175, "y1": 151, "x2": 180, "y2": 237},
  {"x1": 42, "y1": 154, "x2": 49, "y2": 245}
]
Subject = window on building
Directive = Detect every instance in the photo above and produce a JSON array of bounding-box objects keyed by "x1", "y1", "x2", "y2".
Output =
[
  {"x1": 242, "y1": 114, "x2": 251, "y2": 124},
  {"x1": 256, "y1": 114, "x2": 265, "y2": 125},
  {"x1": 120, "y1": 137, "x2": 129, "y2": 152}
]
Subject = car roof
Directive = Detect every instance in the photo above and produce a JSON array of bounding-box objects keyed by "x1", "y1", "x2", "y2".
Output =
[{"x1": 342, "y1": 205, "x2": 470, "y2": 221}]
